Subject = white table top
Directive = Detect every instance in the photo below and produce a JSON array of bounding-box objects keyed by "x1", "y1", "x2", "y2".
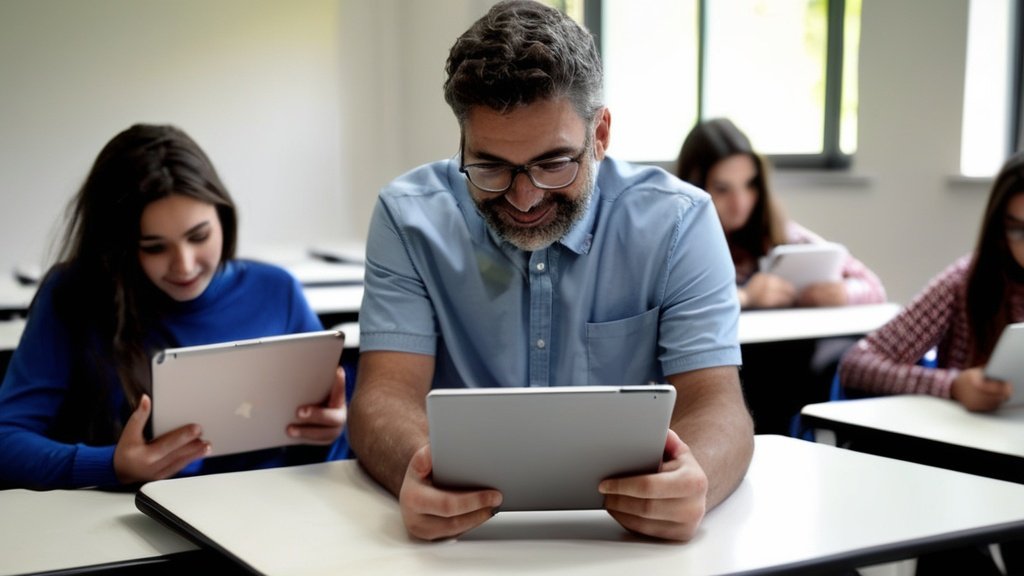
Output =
[
  {"x1": 0, "y1": 488, "x2": 196, "y2": 576},
  {"x1": 303, "y1": 284, "x2": 364, "y2": 316},
  {"x1": 801, "y1": 394, "x2": 1024, "y2": 458},
  {"x1": 738, "y1": 302, "x2": 900, "y2": 344},
  {"x1": 0, "y1": 318, "x2": 25, "y2": 352},
  {"x1": 241, "y1": 243, "x2": 365, "y2": 286},
  {"x1": 0, "y1": 275, "x2": 35, "y2": 315},
  {"x1": 137, "y1": 435, "x2": 1024, "y2": 575}
]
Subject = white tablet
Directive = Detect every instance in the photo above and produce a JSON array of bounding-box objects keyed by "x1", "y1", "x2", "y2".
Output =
[
  {"x1": 426, "y1": 385, "x2": 676, "y2": 511},
  {"x1": 984, "y1": 321, "x2": 1024, "y2": 407},
  {"x1": 151, "y1": 330, "x2": 345, "y2": 456},
  {"x1": 757, "y1": 242, "x2": 847, "y2": 290}
]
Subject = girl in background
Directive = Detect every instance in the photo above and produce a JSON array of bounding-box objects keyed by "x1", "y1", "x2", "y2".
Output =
[
  {"x1": 840, "y1": 151, "x2": 1024, "y2": 410},
  {"x1": 838, "y1": 152, "x2": 1024, "y2": 576},
  {"x1": 676, "y1": 118, "x2": 887, "y2": 435},
  {"x1": 0, "y1": 124, "x2": 348, "y2": 489},
  {"x1": 676, "y1": 117, "x2": 886, "y2": 309}
]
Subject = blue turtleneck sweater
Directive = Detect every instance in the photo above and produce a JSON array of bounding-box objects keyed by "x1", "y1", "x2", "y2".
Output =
[{"x1": 0, "y1": 260, "x2": 349, "y2": 489}]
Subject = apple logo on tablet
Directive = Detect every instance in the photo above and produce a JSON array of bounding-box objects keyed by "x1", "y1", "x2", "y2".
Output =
[{"x1": 234, "y1": 401, "x2": 254, "y2": 419}]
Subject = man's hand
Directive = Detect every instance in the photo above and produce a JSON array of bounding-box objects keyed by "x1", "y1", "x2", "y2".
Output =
[
  {"x1": 599, "y1": 429, "x2": 708, "y2": 542},
  {"x1": 113, "y1": 394, "x2": 210, "y2": 484},
  {"x1": 399, "y1": 444, "x2": 503, "y2": 541}
]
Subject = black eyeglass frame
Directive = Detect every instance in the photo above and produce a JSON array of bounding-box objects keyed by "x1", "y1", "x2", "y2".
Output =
[{"x1": 458, "y1": 148, "x2": 588, "y2": 194}]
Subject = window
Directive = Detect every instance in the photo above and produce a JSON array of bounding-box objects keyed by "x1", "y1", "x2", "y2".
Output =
[
  {"x1": 960, "y1": 0, "x2": 1019, "y2": 177},
  {"x1": 582, "y1": 0, "x2": 860, "y2": 168}
]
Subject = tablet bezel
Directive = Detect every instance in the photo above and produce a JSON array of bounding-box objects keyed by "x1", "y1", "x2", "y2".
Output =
[{"x1": 426, "y1": 385, "x2": 676, "y2": 511}]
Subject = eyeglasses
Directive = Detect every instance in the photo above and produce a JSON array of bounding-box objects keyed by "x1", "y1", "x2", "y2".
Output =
[{"x1": 459, "y1": 149, "x2": 586, "y2": 194}]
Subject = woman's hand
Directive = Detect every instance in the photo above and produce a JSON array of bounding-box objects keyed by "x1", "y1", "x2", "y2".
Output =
[
  {"x1": 113, "y1": 394, "x2": 210, "y2": 484},
  {"x1": 740, "y1": 273, "x2": 797, "y2": 309},
  {"x1": 287, "y1": 366, "x2": 348, "y2": 444},
  {"x1": 951, "y1": 367, "x2": 1012, "y2": 412},
  {"x1": 797, "y1": 281, "x2": 847, "y2": 307}
]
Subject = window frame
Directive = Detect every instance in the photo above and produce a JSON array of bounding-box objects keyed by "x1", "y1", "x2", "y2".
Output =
[
  {"x1": 1013, "y1": 0, "x2": 1024, "y2": 155},
  {"x1": 584, "y1": 0, "x2": 853, "y2": 170}
]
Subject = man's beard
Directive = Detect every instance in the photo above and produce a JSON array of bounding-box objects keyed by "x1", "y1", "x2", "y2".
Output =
[{"x1": 476, "y1": 160, "x2": 594, "y2": 252}]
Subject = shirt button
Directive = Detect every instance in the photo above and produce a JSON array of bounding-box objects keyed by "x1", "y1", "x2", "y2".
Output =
[
  {"x1": 536, "y1": 262, "x2": 546, "y2": 272},
  {"x1": 536, "y1": 339, "x2": 546, "y2": 349}
]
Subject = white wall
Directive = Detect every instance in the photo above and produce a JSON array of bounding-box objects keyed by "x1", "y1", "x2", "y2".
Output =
[
  {"x1": 0, "y1": 0, "x2": 350, "y2": 271},
  {"x1": 0, "y1": 0, "x2": 993, "y2": 306}
]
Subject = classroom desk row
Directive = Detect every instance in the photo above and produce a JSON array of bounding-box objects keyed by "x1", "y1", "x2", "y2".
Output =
[
  {"x1": 7, "y1": 435, "x2": 1024, "y2": 576},
  {"x1": 802, "y1": 394, "x2": 1024, "y2": 484},
  {"x1": 1, "y1": 272, "x2": 899, "y2": 356}
]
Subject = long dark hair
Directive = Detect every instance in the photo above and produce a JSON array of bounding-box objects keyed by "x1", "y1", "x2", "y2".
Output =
[
  {"x1": 676, "y1": 118, "x2": 787, "y2": 259},
  {"x1": 47, "y1": 124, "x2": 237, "y2": 443},
  {"x1": 966, "y1": 151, "x2": 1024, "y2": 363}
]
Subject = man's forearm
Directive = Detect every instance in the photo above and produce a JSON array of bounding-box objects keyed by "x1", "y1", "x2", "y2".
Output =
[
  {"x1": 670, "y1": 367, "x2": 754, "y2": 509},
  {"x1": 348, "y1": 352, "x2": 434, "y2": 496}
]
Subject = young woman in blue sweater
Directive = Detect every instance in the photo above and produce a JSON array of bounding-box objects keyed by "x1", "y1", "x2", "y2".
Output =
[{"x1": 0, "y1": 124, "x2": 348, "y2": 489}]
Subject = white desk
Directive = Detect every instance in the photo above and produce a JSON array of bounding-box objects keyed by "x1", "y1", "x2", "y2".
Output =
[
  {"x1": 137, "y1": 435, "x2": 1024, "y2": 575},
  {"x1": 738, "y1": 302, "x2": 900, "y2": 344},
  {"x1": 0, "y1": 276, "x2": 35, "y2": 318},
  {"x1": 0, "y1": 488, "x2": 197, "y2": 576},
  {"x1": 801, "y1": 395, "x2": 1024, "y2": 482},
  {"x1": 0, "y1": 318, "x2": 25, "y2": 353},
  {"x1": 304, "y1": 284, "x2": 363, "y2": 318}
]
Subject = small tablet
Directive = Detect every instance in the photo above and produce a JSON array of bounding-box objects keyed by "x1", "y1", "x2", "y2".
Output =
[
  {"x1": 757, "y1": 242, "x2": 847, "y2": 290},
  {"x1": 984, "y1": 321, "x2": 1024, "y2": 407},
  {"x1": 427, "y1": 385, "x2": 676, "y2": 511},
  {"x1": 151, "y1": 330, "x2": 345, "y2": 456}
]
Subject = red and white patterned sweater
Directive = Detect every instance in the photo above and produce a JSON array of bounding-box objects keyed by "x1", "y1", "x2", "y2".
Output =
[{"x1": 839, "y1": 254, "x2": 1024, "y2": 397}]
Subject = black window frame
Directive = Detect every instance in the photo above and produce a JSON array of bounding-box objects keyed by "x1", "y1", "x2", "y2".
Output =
[
  {"x1": 1013, "y1": 0, "x2": 1024, "y2": 155},
  {"x1": 583, "y1": 0, "x2": 853, "y2": 169}
]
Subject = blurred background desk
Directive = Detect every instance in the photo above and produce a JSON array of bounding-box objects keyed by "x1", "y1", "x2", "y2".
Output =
[
  {"x1": 738, "y1": 303, "x2": 900, "y2": 344},
  {"x1": 737, "y1": 303, "x2": 901, "y2": 436},
  {"x1": 0, "y1": 275, "x2": 35, "y2": 320},
  {"x1": 801, "y1": 395, "x2": 1024, "y2": 483}
]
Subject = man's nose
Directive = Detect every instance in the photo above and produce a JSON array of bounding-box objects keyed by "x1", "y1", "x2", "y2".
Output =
[{"x1": 504, "y1": 172, "x2": 544, "y2": 212}]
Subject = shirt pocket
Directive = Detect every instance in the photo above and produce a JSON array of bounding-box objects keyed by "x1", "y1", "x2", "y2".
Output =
[{"x1": 585, "y1": 307, "x2": 660, "y2": 386}]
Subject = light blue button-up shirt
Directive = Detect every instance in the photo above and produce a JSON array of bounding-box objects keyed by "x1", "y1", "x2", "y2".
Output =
[{"x1": 359, "y1": 156, "x2": 740, "y2": 389}]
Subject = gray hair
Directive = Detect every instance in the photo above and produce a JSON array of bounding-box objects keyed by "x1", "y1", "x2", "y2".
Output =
[{"x1": 443, "y1": 0, "x2": 604, "y2": 124}]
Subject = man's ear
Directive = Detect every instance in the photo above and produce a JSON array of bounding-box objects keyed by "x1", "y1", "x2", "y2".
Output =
[{"x1": 593, "y1": 107, "x2": 611, "y2": 160}]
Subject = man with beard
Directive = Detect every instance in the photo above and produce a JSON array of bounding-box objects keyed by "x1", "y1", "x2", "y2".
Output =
[{"x1": 349, "y1": 0, "x2": 753, "y2": 543}]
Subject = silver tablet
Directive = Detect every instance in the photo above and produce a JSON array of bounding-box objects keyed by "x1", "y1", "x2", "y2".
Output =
[
  {"x1": 757, "y1": 242, "x2": 847, "y2": 290},
  {"x1": 984, "y1": 321, "x2": 1024, "y2": 407},
  {"x1": 151, "y1": 330, "x2": 345, "y2": 456},
  {"x1": 426, "y1": 385, "x2": 676, "y2": 511}
]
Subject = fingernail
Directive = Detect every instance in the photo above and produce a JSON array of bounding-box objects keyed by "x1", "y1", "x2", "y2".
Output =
[
  {"x1": 298, "y1": 407, "x2": 311, "y2": 418},
  {"x1": 287, "y1": 426, "x2": 299, "y2": 438},
  {"x1": 203, "y1": 443, "x2": 212, "y2": 455}
]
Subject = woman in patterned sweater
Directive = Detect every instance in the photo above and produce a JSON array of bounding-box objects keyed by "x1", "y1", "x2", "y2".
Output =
[
  {"x1": 839, "y1": 151, "x2": 1024, "y2": 412},
  {"x1": 676, "y1": 117, "x2": 887, "y2": 309}
]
